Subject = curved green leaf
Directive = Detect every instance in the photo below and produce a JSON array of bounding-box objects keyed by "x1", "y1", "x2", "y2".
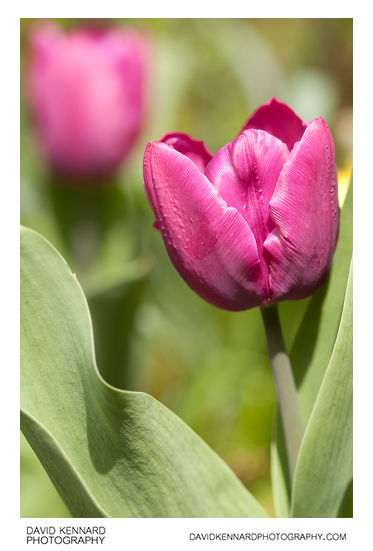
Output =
[
  {"x1": 271, "y1": 179, "x2": 353, "y2": 517},
  {"x1": 20, "y1": 226, "x2": 267, "y2": 518},
  {"x1": 20, "y1": 433, "x2": 71, "y2": 518},
  {"x1": 292, "y1": 182, "x2": 353, "y2": 419},
  {"x1": 291, "y1": 260, "x2": 352, "y2": 517}
]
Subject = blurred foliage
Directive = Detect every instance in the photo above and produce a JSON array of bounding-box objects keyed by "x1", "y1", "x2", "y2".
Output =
[{"x1": 20, "y1": 18, "x2": 352, "y2": 518}]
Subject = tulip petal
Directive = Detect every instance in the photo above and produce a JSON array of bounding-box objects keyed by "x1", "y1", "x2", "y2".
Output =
[
  {"x1": 265, "y1": 118, "x2": 339, "y2": 301},
  {"x1": 242, "y1": 98, "x2": 307, "y2": 151},
  {"x1": 28, "y1": 25, "x2": 147, "y2": 176},
  {"x1": 144, "y1": 142, "x2": 266, "y2": 310},
  {"x1": 160, "y1": 132, "x2": 213, "y2": 172},
  {"x1": 205, "y1": 129, "x2": 288, "y2": 296}
]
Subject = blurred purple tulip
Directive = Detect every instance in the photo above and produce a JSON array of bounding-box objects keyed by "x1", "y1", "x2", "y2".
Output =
[
  {"x1": 143, "y1": 98, "x2": 340, "y2": 311},
  {"x1": 28, "y1": 23, "x2": 148, "y2": 178}
]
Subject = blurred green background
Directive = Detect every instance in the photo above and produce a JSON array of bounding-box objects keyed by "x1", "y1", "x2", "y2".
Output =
[{"x1": 20, "y1": 18, "x2": 352, "y2": 518}]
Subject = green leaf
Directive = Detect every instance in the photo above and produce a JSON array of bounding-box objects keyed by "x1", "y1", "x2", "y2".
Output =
[
  {"x1": 20, "y1": 226, "x2": 268, "y2": 518},
  {"x1": 20, "y1": 433, "x2": 71, "y2": 518},
  {"x1": 291, "y1": 260, "x2": 352, "y2": 517},
  {"x1": 271, "y1": 178, "x2": 353, "y2": 517},
  {"x1": 292, "y1": 180, "x2": 353, "y2": 420},
  {"x1": 338, "y1": 481, "x2": 353, "y2": 518}
]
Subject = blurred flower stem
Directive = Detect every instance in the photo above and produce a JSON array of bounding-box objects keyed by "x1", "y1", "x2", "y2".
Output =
[
  {"x1": 48, "y1": 172, "x2": 126, "y2": 277},
  {"x1": 261, "y1": 304, "x2": 304, "y2": 484}
]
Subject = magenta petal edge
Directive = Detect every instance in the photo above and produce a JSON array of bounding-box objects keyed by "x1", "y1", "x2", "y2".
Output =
[{"x1": 143, "y1": 98, "x2": 340, "y2": 312}]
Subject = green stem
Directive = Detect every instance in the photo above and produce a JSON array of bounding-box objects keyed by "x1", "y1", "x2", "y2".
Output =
[{"x1": 260, "y1": 304, "x2": 304, "y2": 484}]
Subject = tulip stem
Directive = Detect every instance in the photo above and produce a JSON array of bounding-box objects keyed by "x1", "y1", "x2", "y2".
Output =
[{"x1": 260, "y1": 305, "x2": 304, "y2": 485}]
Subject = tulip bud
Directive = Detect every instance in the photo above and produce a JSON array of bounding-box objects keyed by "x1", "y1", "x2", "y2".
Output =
[
  {"x1": 28, "y1": 23, "x2": 148, "y2": 178},
  {"x1": 143, "y1": 98, "x2": 339, "y2": 311}
]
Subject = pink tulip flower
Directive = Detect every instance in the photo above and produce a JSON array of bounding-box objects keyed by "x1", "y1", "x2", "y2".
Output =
[
  {"x1": 28, "y1": 23, "x2": 148, "y2": 178},
  {"x1": 143, "y1": 98, "x2": 339, "y2": 311}
]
